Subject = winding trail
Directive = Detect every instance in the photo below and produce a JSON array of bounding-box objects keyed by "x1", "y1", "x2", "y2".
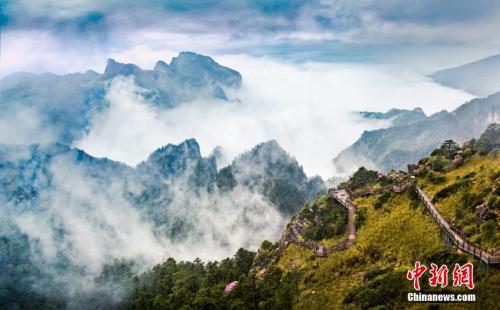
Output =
[
  {"x1": 284, "y1": 188, "x2": 358, "y2": 256},
  {"x1": 327, "y1": 188, "x2": 357, "y2": 251},
  {"x1": 280, "y1": 187, "x2": 358, "y2": 257},
  {"x1": 253, "y1": 187, "x2": 358, "y2": 273},
  {"x1": 415, "y1": 186, "x2": 500, "y2": 264},
  {"x1": 254, "y1": 184, "x2": 499, "y2": 275}
]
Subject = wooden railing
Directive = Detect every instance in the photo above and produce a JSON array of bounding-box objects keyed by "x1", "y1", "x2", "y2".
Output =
[
  {"x1": 415, "y1": 186, "x2": 500, "y2": 265},
  {"x1": 254, "y1": 184, "x2": 499, "y2": 276}
]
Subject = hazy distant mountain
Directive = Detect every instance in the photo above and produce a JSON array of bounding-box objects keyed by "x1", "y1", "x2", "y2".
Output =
[
  {"x1": 0, "y1": 52, "x2": 242, "y2": 144},
  {"x1": 359, "y1": 107, "x2": 427, "y2": 127},
  {"x1": 104, "y1": 52, "x2": 241, "y2": 105},
  {"x1": 334, "y1": 92, "x2": 500, "y2": 173},
  {"x1": 1, "y1": 138, "x2": 321, "y2": 240},
  {"x1": 0, "y1": 143, "x2": 133, "y2": 205},
  {"x1": 431, "y1": 54, "x2": 500, "y2": 96}
]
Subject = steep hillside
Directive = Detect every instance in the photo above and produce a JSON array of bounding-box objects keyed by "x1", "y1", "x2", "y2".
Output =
[
  {"x1": 414, "y1": 124, "x2": 500, "y2": 249},
  {"x1": 274, "y1": 127, "x2": 500, "y2": 309},
  {"x1": 334, "y1": 92, "x2": 500, "y2": 174}
]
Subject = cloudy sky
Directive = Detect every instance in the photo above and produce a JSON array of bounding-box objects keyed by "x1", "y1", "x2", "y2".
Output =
[{"x1": 2, "y1": 0, "x2": 500, "y2": 74}]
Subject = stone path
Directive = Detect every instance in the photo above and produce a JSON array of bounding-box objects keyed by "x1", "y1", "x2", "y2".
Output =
[{"x1": 328, "y1": 188, "x2": 357, "y2": 250}]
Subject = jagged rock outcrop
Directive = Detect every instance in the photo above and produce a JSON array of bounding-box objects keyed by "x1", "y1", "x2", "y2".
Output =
[{"x1": 0, "y1": 138, "x2": 326, "y2": 304}]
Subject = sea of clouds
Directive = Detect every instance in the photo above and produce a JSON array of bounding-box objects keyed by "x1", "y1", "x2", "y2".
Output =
[{"x1": 76, "y1": 54, "x2": 473, "y2": 178}]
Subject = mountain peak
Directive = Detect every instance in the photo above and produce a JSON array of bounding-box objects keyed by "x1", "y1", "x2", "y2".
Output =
[
  {"x1": 138, "y1": 138, "x2": 208, "y2": 178},
  {"x1": 174, "y1": 51, "x2": 217, "y2": 64},
  {"x1": 169, "y1": 51, "x2": 242, "y2": 88},
  {"x1": 154, "y1": 60, "x2": 169, "y2": 72},
  {"x1": 104, "y1": 58, "x2": 142, "y2": 77},
  {"x1": 149, "y1": 138, "x2": 201, "y2": 161},
  {"x1": 254, "y1": 139, "x2": 282, "y2": 152},
  {"x1": 235, "y1": 140, "x2": 297, "y2": 171}
]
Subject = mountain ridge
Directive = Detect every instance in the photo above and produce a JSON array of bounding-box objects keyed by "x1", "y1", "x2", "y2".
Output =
[
  {"x1": 334, "y1": 91, "x2": 500, "y2": 174},
  {"x1": 431, "y1": 53, "x2": 500, "y2": 96},
  {"x1": 0, "y1": 51, "x2": 242, "y2": 145},
  {"x1": 359, "y1": 107, "x2": 427, "y2": 127}
]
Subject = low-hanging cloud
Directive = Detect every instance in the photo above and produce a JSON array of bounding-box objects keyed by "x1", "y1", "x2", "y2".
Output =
[
  {"x1": 0, "y1": 106, "x2": 57, "y2": 145},
  {"x1": 2, "y1": 145, "x2": 286, "y2": 301},
  {"x1": 76, "y1": 54, "x2": 473, "y2": 178}
]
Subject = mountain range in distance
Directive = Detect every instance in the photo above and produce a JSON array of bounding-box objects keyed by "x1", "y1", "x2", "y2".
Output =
[
  {"x1": 334, "y1": 54, "x2": 500, "y2": 174},
  {"x1": 334, "y1": 92, "x2": 499, "y2": 173},
  {"x1": 431, "y1": 53, "x2": 500, "y2": 97},
  {"x1": 3, "y1": 50, "x2": 499, "y2": 179},
  {"x1": 359, "y1": 107, "x2": 427, "y2": 127},
  {"x1": 0, "y1": 52, "x2": 242, "y2": 145}
]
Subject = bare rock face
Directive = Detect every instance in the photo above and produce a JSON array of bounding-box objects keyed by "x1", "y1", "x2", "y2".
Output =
[
  {"x1": 452, "y1": 154, "x2": 463, "y2": 167},
  {"x1": 475, "y1": 203, "x2": 489, "y2": 225},
  {"x1": 287, "y1": 260, "x2": 301, "y2": 269},
  {"x1": 315, "y1": 244, "x2": 327, "y2": 257},
  {"x1": 391, "y1": 184, "x2": 408, "y2": 193},
  {"x1": 407, "y1": 163, "x2": 419, "y2": 174}
]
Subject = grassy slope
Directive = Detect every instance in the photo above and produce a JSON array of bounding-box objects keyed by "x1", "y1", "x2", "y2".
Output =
[
  {"x1": 417, "y1": 153, "x2": 500, "y2": 248},
  {"x1": 274, "y1": 155, "x2": 500, "y2": 309},
  {"x1": 285, "y1": 192, "x2": 442, "y2": 309}
]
